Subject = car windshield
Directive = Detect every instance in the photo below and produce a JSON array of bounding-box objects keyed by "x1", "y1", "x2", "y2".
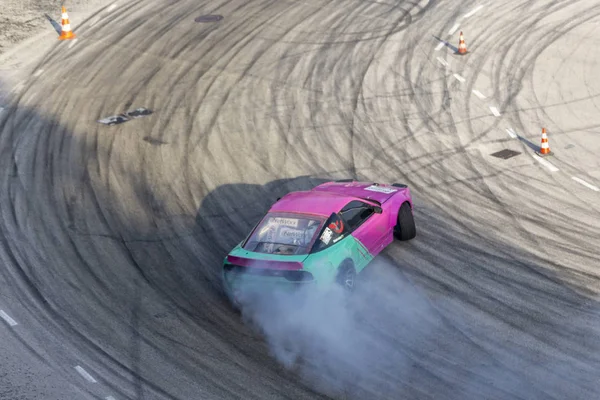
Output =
[{"x1": 243, "y1": 213, "x2": 325, "y2": 255}]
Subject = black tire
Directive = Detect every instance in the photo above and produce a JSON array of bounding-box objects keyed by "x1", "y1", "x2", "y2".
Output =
[
  {"x1": 335, "y1": 262, "x2": 356, "y2": 293},
  {"x1": 395, "y1": 202, "x2": 416, "y2": 241}
]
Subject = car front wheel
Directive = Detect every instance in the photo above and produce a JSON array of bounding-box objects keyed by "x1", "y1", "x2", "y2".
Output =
[{"x1": 395, "y1": 201, "x2": 416, "y2": 241}]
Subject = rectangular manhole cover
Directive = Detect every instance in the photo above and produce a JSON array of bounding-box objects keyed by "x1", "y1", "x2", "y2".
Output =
[{"x1": 490, "y1": 149, "x2": 521, "y2": 159}]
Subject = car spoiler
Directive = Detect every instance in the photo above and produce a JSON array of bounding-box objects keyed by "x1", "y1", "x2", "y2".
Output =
[{"x1": 226, "y1": 255, "x2": 303, "y2": 270}]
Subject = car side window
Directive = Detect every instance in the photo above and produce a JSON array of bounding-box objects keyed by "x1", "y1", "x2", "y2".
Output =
[
  {"x1": 311, "y1": 212, "x2": 348, "y2": 253},
  {"x1": 339, "y1": 200, "x2": 375, "y2": 232}
]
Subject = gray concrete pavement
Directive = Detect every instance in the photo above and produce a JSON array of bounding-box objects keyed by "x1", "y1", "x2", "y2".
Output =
[{"x1": 0, "y1": 0, "x2": 599, "y2": 399}]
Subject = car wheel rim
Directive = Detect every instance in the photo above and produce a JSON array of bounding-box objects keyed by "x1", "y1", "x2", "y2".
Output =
[{"x1": 344, "y1": 269, "x2": 355, "y2": 290}]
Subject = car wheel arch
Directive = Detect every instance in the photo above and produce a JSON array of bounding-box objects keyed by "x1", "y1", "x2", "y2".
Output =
[
  {"x1": 340, "y1": 258, "x2": 355, "y2": 270},
  {"x1": 390, "y1": 197, "x2": 412, "y2": 219},
  {"x1": 337, "y1": 258, "x2": 356, "y2": 277}
]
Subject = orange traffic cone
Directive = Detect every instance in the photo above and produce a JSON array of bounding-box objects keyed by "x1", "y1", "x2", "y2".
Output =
[
  {"x1": 58, "y1": 6, "x2": 76, "y2": 40},
  {"x1": 536, "y1": 128, "x2": 553, "y2": 156},
  {"x1": 457, "y1": 31, "x2": 467, "y2": 55}
]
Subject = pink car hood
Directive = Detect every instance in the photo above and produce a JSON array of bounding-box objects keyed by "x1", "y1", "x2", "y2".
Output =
[
  {"x1": 269, "y1": 181, "x2": 404, "y2": 217},
  {"x1": 312, "y1": 181, "x2": 403, "y2": 204},
  {"x1": 269, "y1": 191, "x2": 352, "y2": 216}
]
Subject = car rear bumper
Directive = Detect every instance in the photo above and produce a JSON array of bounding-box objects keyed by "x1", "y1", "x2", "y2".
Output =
[{"x1": 222, "y1": 268, "x2": 316, "y2": 307}]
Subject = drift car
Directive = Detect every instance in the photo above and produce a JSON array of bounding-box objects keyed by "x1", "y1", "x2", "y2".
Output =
[{"x1": 222, "y1": 180, "x2": 416, "y2": 305}]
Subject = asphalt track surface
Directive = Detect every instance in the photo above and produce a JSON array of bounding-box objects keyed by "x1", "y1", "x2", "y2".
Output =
[{"x1": 1, "y1": 0, "x2": 600, "y2": 399}]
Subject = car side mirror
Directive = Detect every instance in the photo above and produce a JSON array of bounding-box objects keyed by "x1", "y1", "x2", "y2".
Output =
[{"x1": 373, "y1": 206, "x2": 383, "y2": 214}]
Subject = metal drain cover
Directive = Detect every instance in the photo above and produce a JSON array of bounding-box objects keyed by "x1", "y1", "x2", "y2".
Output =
[
  {"x1": 195, "y1": 15, "x2": 223, "y2": 23},
  {"x1": 490, "y1": 149, "x2": 521, "y2": 159}
]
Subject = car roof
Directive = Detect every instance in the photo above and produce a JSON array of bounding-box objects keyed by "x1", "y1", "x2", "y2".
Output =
[{"x1": 268, "y1": 190, "x2": 355, "y2": 217}]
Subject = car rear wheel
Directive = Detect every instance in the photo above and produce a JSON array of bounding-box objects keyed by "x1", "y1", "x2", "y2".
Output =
[
  {"x1": 335, "y1": 262, "x2": 356, "y2": 293},
  {"x1": 395, "y1": 201, "x2": 416, "y2": 241}
]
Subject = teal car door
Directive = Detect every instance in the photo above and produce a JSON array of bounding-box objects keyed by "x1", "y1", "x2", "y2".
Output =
[{"x1": 302, "y1": 213, "x2": 374, "y2": 284}]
